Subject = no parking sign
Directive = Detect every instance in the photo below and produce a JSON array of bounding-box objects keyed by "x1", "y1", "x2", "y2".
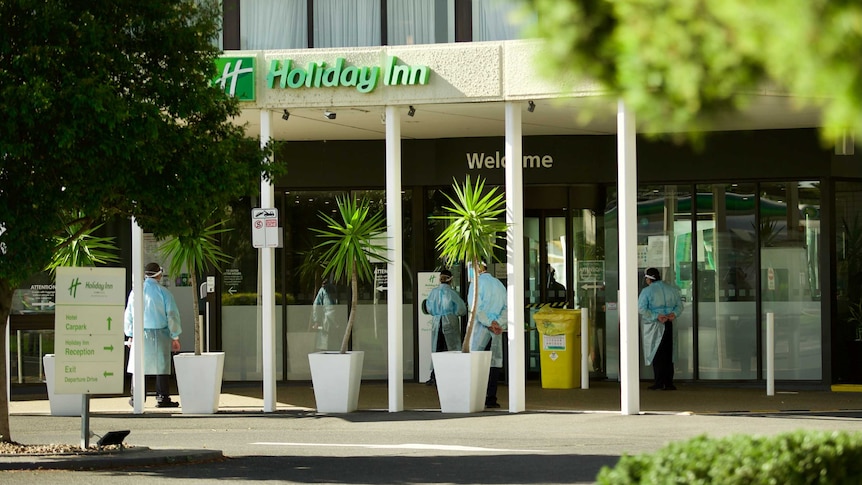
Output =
[{"x1": 252, "y1": 208, "x2": 279, "y2": 248}]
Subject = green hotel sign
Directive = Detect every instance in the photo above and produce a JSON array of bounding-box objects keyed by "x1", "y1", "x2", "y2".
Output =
[
  {"x1": 215, "y1": 57, "x2": 256, "y2": 101},
  {"x1": 267, "y1": 56, "x2": 430, "y2": 93},
  {"x1": 215, "y1": 55, "x2": 430, "y2": 99}
]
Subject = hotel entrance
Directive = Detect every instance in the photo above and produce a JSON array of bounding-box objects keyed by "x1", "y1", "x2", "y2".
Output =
[{"x1": 523, "y1": 186, "x2": 608, "y2": 381}]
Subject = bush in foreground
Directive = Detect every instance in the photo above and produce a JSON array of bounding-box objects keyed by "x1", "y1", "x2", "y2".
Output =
[{"x1": 597, "y1": 430, "x2": 862, "y2": 484}]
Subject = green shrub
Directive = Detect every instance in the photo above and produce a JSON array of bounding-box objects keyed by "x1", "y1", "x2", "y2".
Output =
[{"x1": 597, "y1": 430, "x2": 862, "y2": 484}]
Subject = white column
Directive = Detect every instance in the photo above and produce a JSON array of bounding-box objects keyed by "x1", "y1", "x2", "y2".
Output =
[
  {"x1": 618, "y1": 99, "x2": 640, "y2": 415},
  {"x1": 505, "y1": 102, "x2": 526, "y2": 413},
  {"x1": 131, "y1": 218, "x2": 145, "y2": 414},
  {"x1": 260, "y1": 109, "x2": 276, "y2": 412},
  {"x1": 385, "y1": 105, "x2": 404, "y2": 412}
]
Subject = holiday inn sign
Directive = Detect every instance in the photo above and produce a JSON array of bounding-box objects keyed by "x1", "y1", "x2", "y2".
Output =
[{"x1": 214, "y1": 56, "x2": 432, "y2": 100}]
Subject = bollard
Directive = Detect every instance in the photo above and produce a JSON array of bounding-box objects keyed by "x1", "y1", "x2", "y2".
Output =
[{"x1": 766, "y1": 312, "x2": 774, "y2": 396}]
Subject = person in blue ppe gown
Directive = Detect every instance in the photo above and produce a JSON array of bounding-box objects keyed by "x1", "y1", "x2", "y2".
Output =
[
  {"x1": 311, "y1": 277, "x2": 338, "y2": 350},
  {"x1": 424, "y1": 269, "x2": 467, "y2": 385},
  {"x1": 124, "y1": 262, "x2": 182, "y2": 407},
  {"x1": 468, "y1": 262, "x2": 507, "y2": 408},
  {"x1": 637, "y1": 267, "x2": 683, "y2": 391}
]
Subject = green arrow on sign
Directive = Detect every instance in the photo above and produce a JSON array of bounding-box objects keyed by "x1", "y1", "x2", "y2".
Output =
[
  {"x1": 103, "y1": 371, "x2": 114, "y2": 378},
  {"x1": 107, "y1": 316, "x2": 112, "y2": 331},
  {"x1": 103, "y1": 345, "x2": 114, "y2": 352}
]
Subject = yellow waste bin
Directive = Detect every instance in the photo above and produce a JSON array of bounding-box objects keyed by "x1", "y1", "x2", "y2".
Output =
[{"x1": 534, "y1": 308, "x2": 581, "y2": 389}]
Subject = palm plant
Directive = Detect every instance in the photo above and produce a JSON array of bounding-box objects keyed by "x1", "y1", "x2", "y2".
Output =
[
  {"x1": 45, "y1": 214, "x2": 120, "y2": 274},
  {"x1": 432, "y1": 176, "x2": 508, "y2": 353},
  {"x1": 159, "y1": 220, "x2": 231, "y2": 356},
  {"x1": 312, "y1": 195, "x2": 389, "y2": 354}
]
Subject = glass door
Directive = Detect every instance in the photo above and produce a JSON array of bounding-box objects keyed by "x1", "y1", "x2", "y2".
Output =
[{"x1": 524, "y1": 213, "x2": 568, "y2": 377}]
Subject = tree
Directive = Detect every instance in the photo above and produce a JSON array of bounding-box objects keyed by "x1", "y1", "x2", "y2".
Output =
[
  {"x1": 0, "y1": 1, "x2": 279, "y2": 443},
  {"x1": 313, "y1": 196, "x2": 389, "y2": 354},
  {"x1": 432, "y1": 176, "x2": 508, "y2": 353},
  {"x1": 527, "y1": 0, "x2": 862, "y2": 143}
]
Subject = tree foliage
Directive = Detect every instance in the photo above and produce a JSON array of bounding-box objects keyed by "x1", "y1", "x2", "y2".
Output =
[
  {"x1": 0, "y1": 1, "x2": 281, "y2": 442},
  {"x1": 527, "y1": 0, "x2": 862, "y2": 143}
]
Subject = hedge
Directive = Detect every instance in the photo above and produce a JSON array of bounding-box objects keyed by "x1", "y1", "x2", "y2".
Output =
[{"x1": 597, "y1": 430, "x2": 862, "y2": 484}]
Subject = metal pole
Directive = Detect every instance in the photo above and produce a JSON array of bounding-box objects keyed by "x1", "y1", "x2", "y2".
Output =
[
  {"x1": 581, "y1": 307, "x2": 589, "y2": 389},
  {"x1": 766, "y1": 312, "x2": 774, "y2": 396},
  {"x1": 80, "y1": 395, "x2": 90, "y2": 450}
]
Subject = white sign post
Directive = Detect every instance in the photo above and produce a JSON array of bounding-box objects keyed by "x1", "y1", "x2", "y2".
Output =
[
  {"x1": 252, "y1": 208, "x2": 279, "y2": 248},
  {"x1": 54, "y1": 266, "x2": 126, "y2": 448}
]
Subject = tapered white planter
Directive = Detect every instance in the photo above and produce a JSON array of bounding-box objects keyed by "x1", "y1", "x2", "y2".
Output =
[
  {"x1": 308, "y1": 351, "x2": 364, "y2": 413},
  {"x1": 432, "y1": 350, "x2": 492, "y2": 413},
  {"x1": 174, "y1": 352, "x2": 225, "y2": 414},
  {"x1": 43, "y1": 354, "x2": 82, "y2": 416}
]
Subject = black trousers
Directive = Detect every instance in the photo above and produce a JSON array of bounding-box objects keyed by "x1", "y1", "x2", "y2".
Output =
[
  {"x1": 652, "y1": 322, "x2": 674, "y2": 388},
  {"x1": 131, "y1": 375, "x2": 172, "y2": 401}
]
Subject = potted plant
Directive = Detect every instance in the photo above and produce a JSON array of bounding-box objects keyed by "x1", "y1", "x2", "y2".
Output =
[
  {"x1": 160, "y1": 220, "x2": 231, "y2": 414},
  {"x1": 430, "y1": 175, "x2": 508, "y2": 412},
  {"x1": 309, "y1": 195, "x2": 388, "y2": 412}
]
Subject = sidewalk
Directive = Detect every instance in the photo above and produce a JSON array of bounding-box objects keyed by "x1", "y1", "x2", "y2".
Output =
[
  {"x1": 11, "y1": 379, "x2": 862, "y2": 416},
  {"x1": 5, "y1": 380, "x2": 862, "y2": 471}
]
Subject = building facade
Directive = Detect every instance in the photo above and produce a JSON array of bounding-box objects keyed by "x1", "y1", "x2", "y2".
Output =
[{"x1": 10, "y1": 1, "x2": 862, "y2": 396}]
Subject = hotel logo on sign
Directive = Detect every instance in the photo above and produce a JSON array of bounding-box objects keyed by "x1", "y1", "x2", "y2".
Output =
[{"x1": 215, "y1": 57, "x2": 256, "y2": 101}]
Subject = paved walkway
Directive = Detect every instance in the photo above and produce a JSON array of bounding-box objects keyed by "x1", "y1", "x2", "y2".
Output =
[
  {"x1": 5, "y1": 380, "x2": 862, "y2": 473},
  {"x1": 11, "y1": 379, "x2": 862, "y2": 416}
]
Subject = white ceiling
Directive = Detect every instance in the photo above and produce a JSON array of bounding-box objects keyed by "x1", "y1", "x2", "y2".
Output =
[{"x1": 233, "y1": 93, "x2": 824, "y2": 142}]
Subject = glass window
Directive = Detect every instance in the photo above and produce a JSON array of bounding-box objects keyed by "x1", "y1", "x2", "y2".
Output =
[
  {"x1": 240, "y1": 0, "x2": 308, "y2": 49},
  {"x1": 472, "y1": 0, "x2": 536, "y2": 41},
  {"x1": 221, "y1": 196, "x2": 285, "y2": 381},
  {"x1": 759, "y1": 181, "x2": 821, "y2": 380},
  {"x1": 387, "y1": 0, "x2": 451, "y2": 45},
  {"x1": 696, "y1": 184, "x2": 757, "y2": 379},
  {"x1": 635, "y1": 185, "x2": 694, "y2": 381},
  {"x1": 313, "y1": 0, "x2": 381, "y2": 48},
  {"x1": 836, "y1": 181, "x2": 862, "y2": 382}
]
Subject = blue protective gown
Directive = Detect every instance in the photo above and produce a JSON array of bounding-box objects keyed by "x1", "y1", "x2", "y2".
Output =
[
  {"x1": 637, "y1": 280, "x2": 683, "y2": 365},
  {"x1": 426, "y1": 282, "x2": 467, "y2": 353},
  {"x1": 468, "y1": 272, "x2": 508, "y2": 367},
  {"x1": 312, "y1": 284, "x2": 338, "y2": 350},
  {"x1": 124, "y1": 277, "x2": 182, "y2": 375}
]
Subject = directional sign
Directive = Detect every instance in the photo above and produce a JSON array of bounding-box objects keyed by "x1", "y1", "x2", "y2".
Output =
[
  {"x1": 252, "y1": 207, "x2": 279, "y2": 248},
  {"x1": 54, "y1": 267, "x2": 126, "y2": 394}
]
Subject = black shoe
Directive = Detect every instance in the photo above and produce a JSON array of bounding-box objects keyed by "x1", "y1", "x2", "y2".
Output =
[
  {"x1": 156, "y1": 399, "x2": 179, "y2": 408},
  {"x1": 647, "y1": 384, "x2": 662, "y2": 390},
  {"x1": 662, "y1": 385, "x2": 677, "y2": 391},
  {"x1": 485, "y1": 402, "x2": 501, "y2": 409},
  {"x1": 425, "y1": 378, "x2": 436, "y2": 386}
]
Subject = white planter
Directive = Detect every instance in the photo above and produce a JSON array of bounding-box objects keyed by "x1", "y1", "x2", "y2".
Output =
[
  {"x1": 43, "y1": 354, "x2": 83, "y2": 416},
  {"x1": 308, "y1": 351, "x2": 364, "y2": 413},
  {"x1": 173, "y1": 352, "x2": 225, "y2": 414},
  {"x1": 432, "y1": 351, "x2": 492, "y2": 413}
]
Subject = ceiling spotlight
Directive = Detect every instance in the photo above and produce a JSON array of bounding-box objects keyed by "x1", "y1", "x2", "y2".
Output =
[
  {"x1": 282, "y1": 109, "x2": 290, "y2": 121},
  {"x1": 407, "y1": 105, "x2": 416, "y2": 117},
  {"x1": 324, "y1": 110, "x2": 336, "y2": 120},
  {"x1": 527, "y1": 100, "x2": 536, "y2": 113}
]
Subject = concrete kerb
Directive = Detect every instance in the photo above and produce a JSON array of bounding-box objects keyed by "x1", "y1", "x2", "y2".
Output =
[{"x1": 0, "y1": 447, "x2": 224, "y2": 471}]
